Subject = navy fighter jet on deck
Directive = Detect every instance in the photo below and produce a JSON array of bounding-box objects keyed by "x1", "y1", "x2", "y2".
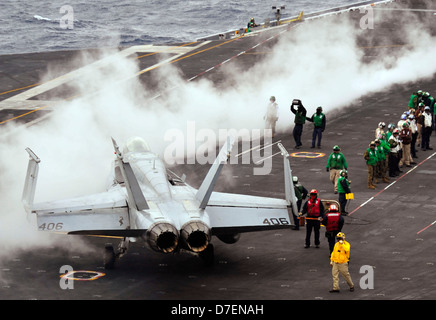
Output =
[{"x1": 22, "y1": 136, "x2": 298, "y2": 268}]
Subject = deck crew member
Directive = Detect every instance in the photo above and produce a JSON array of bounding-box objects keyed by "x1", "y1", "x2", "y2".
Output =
[
  {"x1": 363, "y1": 141, "x2": 377, "y2": 189},
  {"x1": 329, "y1": 232, "x2": 354, "y2": 293},
  {"x1": 399, "y1": 122, "x2": 412, "y2": 167},
  {"x1": 290, "y1": 99, "x2": 307, "y2": 149},
  {"x1": 306, "y1": 106, "x2": 326, "y2": 149},
  {"x1": 300, "y1": 189, "x2": 325, "y2": 248},
  {"x1": 337, "y1": 169, "x2": 351, "y2": 215},
  {"x1": 422, "y1": 106, "x2": 433, "y2": 151},
  {"x1": 264, "y1": 96, "x2": 279, "y2": 138},
  {"x1": 322, "y1": 204, "x2": 344, "y2": 254},
  {"x1": 326, "y1": 145, "x2": 348, "y2": 194},
  {"x1": 292, "y1": 176, "x2": 308, "y2": 230},
  {"x1": 247, "y1": 17, "x2": 258, "y2": 28},
  {"x1": 388, "y1": 129, "x2": 401, "y2": 177}
]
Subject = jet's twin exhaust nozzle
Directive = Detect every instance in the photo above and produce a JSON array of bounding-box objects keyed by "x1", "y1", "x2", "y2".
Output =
[
  {"x1": 145, "y1": 221, "x2": 211, "y2": 254},
  {"x1": 146, "y1": 222, "x2": 179, "y2": 254},
  {"x1": 181, "y1": 221, "x2": 211, "y2": 253}
]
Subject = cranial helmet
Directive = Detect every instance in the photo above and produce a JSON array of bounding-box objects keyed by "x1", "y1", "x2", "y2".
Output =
[{"x1": 329, "y1": 204, "x2": 338, "y2": 212}]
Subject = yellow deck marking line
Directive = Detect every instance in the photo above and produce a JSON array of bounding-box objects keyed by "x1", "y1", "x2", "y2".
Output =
[
  {"x1": 60, "y1": 270, "x2": 106, "y2": 281},
  {"x1": 0, "y1": 42, "x2": 198, "y2": 97},
  {"x1": 1, "y1": 24, "x2": 292, "y2": 124},
  {"x1": 136, "y1": 35, "x2": 243, "y2": 76},
  {"x1": 0, "y1": 83, "x2": 41, "y2": 96},
  {"x1": 135, "y1": 41, "x2": 198, "y2": 59},
  {"x1": 0, "y1": 106, "x2": 49, "y2": 125},
  {"x1": 290, "y1": 151, "x2": 326, "y2": 158},
  {"x1": 0, "y1": 43, "x2": 208, "y2": 125}
]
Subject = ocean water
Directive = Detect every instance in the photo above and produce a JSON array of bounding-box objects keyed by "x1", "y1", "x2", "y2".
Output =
[{"x1": 0, "y1": 0, "x2": 356, "y2": 55}]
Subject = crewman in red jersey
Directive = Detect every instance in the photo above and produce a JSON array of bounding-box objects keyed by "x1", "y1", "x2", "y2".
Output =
[
  {"x1": 300, "y1": 189, "x2": 325, "y2": 248},
  {"x1": 322, "y1": 204, "x2": 344, "y2": 254}
]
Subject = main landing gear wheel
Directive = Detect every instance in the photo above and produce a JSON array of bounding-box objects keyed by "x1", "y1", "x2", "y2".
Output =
[
  {"x1": 199, "y1": 243, "x2": 214, "y2": 266},
  {"x1": 103, "y1": 245, "x2": 116, "y2": 269}
]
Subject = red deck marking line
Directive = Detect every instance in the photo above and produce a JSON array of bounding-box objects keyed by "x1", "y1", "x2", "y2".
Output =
[{"x1": 417, "y1": 220, "x2": 436, "y2": 235}]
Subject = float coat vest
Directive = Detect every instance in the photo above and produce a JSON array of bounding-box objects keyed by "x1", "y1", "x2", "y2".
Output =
[
  {"x1": 307, "y1": 198, "x2": 321, "y2": 218},
  {"x1": 325, "y1": 212, "x2": 341, "y2": 231}
]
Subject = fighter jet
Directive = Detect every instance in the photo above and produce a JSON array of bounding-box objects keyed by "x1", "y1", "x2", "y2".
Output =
[{"x1": 22, "y1": 136, "x2": 298, "y2": 268}]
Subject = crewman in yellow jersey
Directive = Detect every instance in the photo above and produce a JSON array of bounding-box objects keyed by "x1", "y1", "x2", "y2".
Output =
[{"x1": 329, "y1": 232, "x2": 354, "y2": 293}]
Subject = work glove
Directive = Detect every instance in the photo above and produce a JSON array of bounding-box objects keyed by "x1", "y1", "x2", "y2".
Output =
[{"x1": 326, "y1": 167, "x2": 329, "y2": 172}]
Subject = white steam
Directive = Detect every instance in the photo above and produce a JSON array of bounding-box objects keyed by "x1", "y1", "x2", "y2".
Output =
[{"x1": 0, "y1": 8, "x2": 435, "y2": 262}]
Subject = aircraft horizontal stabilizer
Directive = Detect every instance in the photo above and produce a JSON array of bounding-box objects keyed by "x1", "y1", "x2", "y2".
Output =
[
  {"x1": 208, "y1": 205, "x2": 292, "y2": 235},
  {"x1": 35, "y1": 206, "x2": 130, "y2": 235},
  {"x1": 207, "y1": 191, "x2": 293, "y2": 234}
]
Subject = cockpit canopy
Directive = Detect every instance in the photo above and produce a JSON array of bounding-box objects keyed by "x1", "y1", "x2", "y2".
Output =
[{"x1": 123, "y1": 137, "x2": 151, "y2": 154}]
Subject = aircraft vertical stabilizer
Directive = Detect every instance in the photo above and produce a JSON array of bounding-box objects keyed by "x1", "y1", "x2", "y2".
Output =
[
  {"x1": 22, "y1": 147, "x2": 40, "y2": 213},
  {"x1": 277, "y1": 143, "x2": 299, "y2": 215},
  {"x1": 195, "y1": 136, "x2": 235, "y2": 209},
  {"x1": 111, "y1": 137, "x2": 149, "y2": 211}
]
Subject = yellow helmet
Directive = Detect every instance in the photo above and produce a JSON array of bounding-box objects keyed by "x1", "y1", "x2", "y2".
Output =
[{"x1": 336, "y1": 232, "x2": 345, "y2": 238}]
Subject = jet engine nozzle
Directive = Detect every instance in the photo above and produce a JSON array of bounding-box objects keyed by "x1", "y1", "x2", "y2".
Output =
[
  {"x1": 146, "y1": 222, "x2": 179, "y2": 253},
  {"x1": 181, "y1": 221, "x2": 211, "y2": 253}
]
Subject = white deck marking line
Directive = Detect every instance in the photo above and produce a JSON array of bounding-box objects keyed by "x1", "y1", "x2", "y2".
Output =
[
  {"x1": 348, "y1": 152, "x2": 436, "y2": 218},
  {"x1": 234, "y1": 140, "x2": 281, "y2": 158}
]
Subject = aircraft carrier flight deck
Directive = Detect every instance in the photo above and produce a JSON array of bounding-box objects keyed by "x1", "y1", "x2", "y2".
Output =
[{"x1": 0, "y1": 0, "x2": 435, "y2": 303}]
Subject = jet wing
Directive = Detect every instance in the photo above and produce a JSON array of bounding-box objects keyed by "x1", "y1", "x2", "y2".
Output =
[{"x1": 206, "y1": 192, "x2": 293, "y2": 235}]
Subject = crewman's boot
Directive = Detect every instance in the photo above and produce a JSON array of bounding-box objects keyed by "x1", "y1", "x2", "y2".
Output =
[
  {"x1": 368, "y1": 183, "x2": 376, "y2": 189},
  {"x1": 382, "y1": 177, "x2": 390, "y2": 183}
]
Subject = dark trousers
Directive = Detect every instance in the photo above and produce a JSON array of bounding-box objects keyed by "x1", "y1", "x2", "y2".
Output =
[
  {"x1": 411, "y1": 132, "x2": 418, "y2": 157},
  {"x1": 292, "y1": 199, "x2": 303, "y2": 229},
  {"x1": 293, "y1": 124, "x2": 303, "y2": 147},
  {"x1": 325, "y1": 230, "x2": 339, "y2": 254},
  {"x1": 338, "y1": 193, "x2": 347, "y2": 213},
  {"x1": 312, "y1": 127, "x2": 323, "y2": 147},
  {"x1": 305, "y1": 219, "x2": 321, "y2": 246},
  {"x1": 388, "y1": 152, "x2": 400, "y2": 176},
  {"x1": 422, "y1": 126, "x2": 432, "y2": 150}
]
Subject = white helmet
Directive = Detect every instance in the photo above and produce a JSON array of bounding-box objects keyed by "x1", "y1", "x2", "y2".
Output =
[{"x1": 378, "y1": 122, "x2": 385, "y2": 128}]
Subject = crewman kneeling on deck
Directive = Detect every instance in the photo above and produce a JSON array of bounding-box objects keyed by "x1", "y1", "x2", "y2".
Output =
[
  {"x1": 247, "y1": 17, "x2": 258, "y2": 28},
  {"x1": 329, "y1": 232, "x2": 354, "y2": 293}
]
